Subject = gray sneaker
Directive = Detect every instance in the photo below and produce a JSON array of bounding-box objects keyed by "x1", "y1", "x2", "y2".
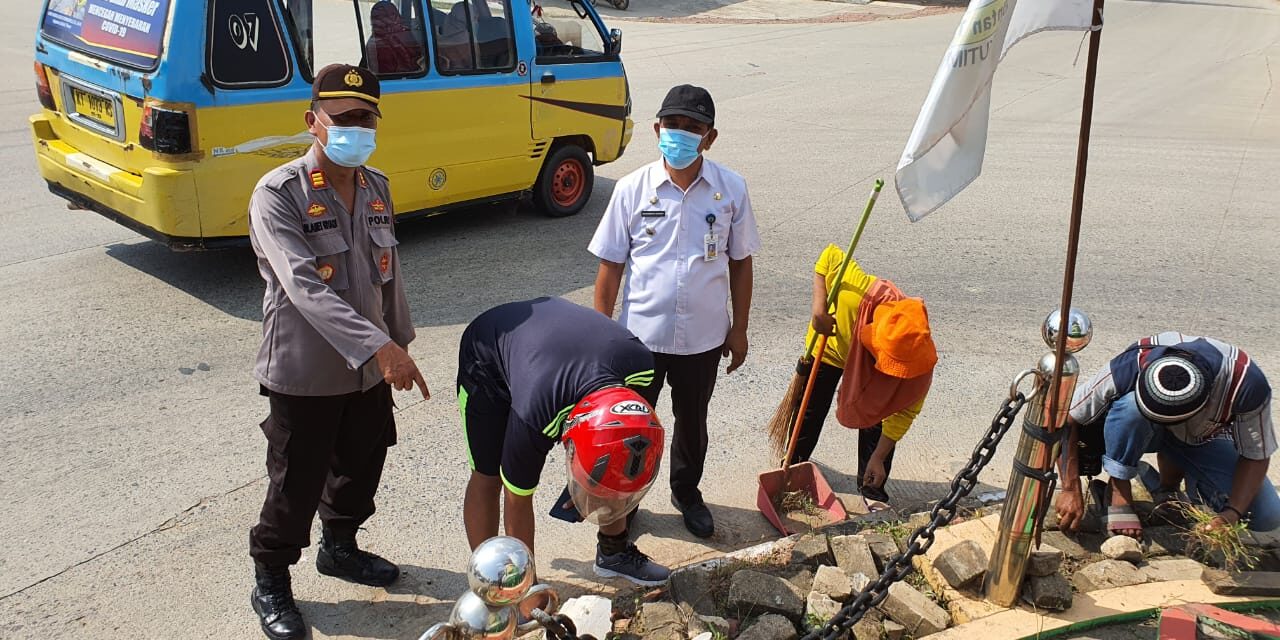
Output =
[{"x1": 593, "y1": 544, "x2": 670, "y2": 586}]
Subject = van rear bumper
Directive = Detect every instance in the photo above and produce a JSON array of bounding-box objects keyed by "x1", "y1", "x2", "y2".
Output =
[{"x1": 30, "y1": 114, "x2": 242, "y2": 250}]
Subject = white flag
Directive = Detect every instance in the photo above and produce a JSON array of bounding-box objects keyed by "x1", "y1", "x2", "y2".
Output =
[{"x1": 895, "y1": 0, "x2": 1096, "y2": 221}]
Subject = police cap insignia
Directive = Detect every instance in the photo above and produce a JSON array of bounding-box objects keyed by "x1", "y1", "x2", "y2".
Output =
[{"x1": 312, "y1": 64, "x2": 381, "y2": 117}]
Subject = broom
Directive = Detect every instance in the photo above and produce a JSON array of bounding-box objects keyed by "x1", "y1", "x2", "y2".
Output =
[{"x1": 766, "y1": 179, "x2": 884, "y2": 457}]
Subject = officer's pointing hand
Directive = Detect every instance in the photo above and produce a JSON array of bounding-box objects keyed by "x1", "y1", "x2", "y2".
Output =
[{"x1": 375, "y1": 341, "x2": 431, "y2": 400}]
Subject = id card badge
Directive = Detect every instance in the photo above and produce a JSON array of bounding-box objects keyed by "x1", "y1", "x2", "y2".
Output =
[{"x1": 703, "y1": 232, "x2": 719, "y2": 262}]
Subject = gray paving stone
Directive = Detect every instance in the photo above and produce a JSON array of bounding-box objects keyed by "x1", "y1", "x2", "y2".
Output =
[
  {"x1": 728, "y1": 570, "x2": 805, "y2": 621},
  {"x1": 933, "y1": 539, "x2": 987, "y2": 589},
  {"x1": 878, "y1": 581, "x2": 949, "y2": 637}
]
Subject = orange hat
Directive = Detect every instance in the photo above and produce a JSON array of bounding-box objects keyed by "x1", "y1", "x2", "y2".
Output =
[{"x1": 860, "y1": 298, "x2": 938, "y2": 379}]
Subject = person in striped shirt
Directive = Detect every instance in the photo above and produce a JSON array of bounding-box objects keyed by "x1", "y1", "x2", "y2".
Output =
[{"x1": 1055, "y1": 332, "x2": 1277, "y2": 539}]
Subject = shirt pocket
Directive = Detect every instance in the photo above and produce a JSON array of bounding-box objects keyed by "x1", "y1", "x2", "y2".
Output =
[
  {"x1": 713, "y1": 205, "x2": 734, "y2": 255},
  {"x1": 305, "y1": 231, "x2": 351, "y2": 291},
  {"x1": 368, "y1": 226, "x2": 399, "y2": 284}
]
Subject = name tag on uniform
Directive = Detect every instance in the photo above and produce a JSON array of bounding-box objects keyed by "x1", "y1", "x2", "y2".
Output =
[
  {"x1": 640, "y1": 210, "x2": 666, "y2": 218},
  {"x1": 704, "y1": 233, "x2": 719, "y2": 261}
]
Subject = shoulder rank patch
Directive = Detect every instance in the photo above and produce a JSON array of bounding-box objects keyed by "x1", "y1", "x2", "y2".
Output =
[
  {"x1": 370, "y1": 199, "x2": 386, "y2": 212},
  {"x1": 317, "y1": 264, "x2": 335, "y2": 283},
  {"x1": 307, "y1": 202, "x2": 326, "y2": 217},
  {"x1": 310, "y1": 170, "x2": 327, "y2": 190},
  {"x1": 357, "y1": 171, "x2": 368, "y2": 188}
]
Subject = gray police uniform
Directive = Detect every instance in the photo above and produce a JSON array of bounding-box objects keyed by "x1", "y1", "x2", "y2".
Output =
[{"x1": 248, "y1": 150, "x2": 414, "y2": 567}]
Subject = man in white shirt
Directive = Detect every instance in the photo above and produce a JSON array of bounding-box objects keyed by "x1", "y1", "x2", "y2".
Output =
[{"x1": 589, "y1": 85, "x2": 761, "y2": 538}]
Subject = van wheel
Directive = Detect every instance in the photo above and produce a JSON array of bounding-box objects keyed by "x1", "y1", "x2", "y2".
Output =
[{"x1": 534, "y1": 145, "x2": 594, "y2": 217}]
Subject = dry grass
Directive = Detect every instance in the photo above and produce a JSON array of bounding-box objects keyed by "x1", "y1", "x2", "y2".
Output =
[
  {"x1": 1172, "y1": 501, "x2": 1260, "y2": 572},
  {"x1": 777, "y1": 490, "x2": 830, "y2": 532},
  {"x1": 779, "y1": 490, "x2": 818, "y2": 514}
]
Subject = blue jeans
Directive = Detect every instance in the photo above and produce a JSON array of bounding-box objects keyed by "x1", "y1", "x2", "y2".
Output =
[{"x1": 1101, "y1": 391, "x2": 1280, "y2": 531}]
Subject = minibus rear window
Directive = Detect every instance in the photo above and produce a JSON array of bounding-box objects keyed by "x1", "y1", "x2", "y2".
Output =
[{"x1": 41, "y1": 0, "x2": 173, "y2": 70}]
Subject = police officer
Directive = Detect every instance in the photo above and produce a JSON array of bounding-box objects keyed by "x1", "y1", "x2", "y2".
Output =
[{"x1": 247, "y1": 64, "x2": 428, "y2": 640}]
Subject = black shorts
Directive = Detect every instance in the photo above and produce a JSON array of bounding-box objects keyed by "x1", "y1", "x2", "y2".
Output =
[{"x1": 457, "y1": 373, "x2": 556, "y2": 497}]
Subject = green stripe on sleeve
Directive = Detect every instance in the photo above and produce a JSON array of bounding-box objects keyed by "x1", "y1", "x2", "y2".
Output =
[{"x1": 544, "y1": 404, "x2": 574, "y2": 438}]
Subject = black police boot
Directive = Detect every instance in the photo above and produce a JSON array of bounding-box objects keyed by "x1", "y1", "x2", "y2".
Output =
[
  {"x1": 251, "y1": 564, "x2": 306, "y2": 640},
  {"x1": 315, "y1": 528, "x2": 400, "y2": 587}
]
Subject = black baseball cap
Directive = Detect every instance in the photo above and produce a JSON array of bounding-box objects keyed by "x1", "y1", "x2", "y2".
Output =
[
  {"x1": 312, "y1": 64, "x2": 381, "y2": 117},
  {"x1": 656, "y1": 84, "x2": 714, "y2": 125}
]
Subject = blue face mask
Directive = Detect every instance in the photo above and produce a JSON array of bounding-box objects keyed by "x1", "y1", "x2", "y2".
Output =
[
  {"x1": 658, "y1": 127, "x2": 704, "y2": 170},
  {"x1": 318, "y1": 120, "x2": 377, "y2": 168}
]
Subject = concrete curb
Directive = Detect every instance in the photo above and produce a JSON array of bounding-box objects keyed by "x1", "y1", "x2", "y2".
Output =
[{"x1": 926, "y1": 581, "x2": 1270, "y2": 639}]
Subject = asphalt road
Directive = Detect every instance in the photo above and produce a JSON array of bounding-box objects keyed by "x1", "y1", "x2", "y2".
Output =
[{"x1": 2, "y1": 0, "x2": 1278, "y2": 637}]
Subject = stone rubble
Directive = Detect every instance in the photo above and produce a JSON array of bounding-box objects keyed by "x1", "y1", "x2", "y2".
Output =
[
  {"x1": 1073, "y1": 559, "x2": 1147, "y2": 592},
  {"x1": 1027, "y1": 544, "x2": 1064, "y2": 577},
  {"x1": 811, "y1": 564, "x2": 854, "y2": 601},
  {"x1": 647, "y1": 504, "x2": 1249, "y2": 640},
  {"x1": 805, "y1": 591, "x2": 842, "y2": 628},
  {"x1": 790, "y1": 534, "x2": 833, "y2": 567},
  {"x1": 932, "y1": 539, "x2": 987, "y2": 589},
  {"x1": 878, "y1": 581, "x2": 950, "y2": 637},
  {"x1": 831, "y1": 534, "x2": 878, "y2": 579},
  {"x1": 727, "y1": 570, "x2": 805, "y2": 621},
  {"x1": 736, "y1": 614, "x2": 798, "y2": 640},
  {"x1": 1101, "y1": 535, "x2": 1144, "y2": 564},
  {"x1": 1021, "y1": 573, "x2": 1073, "y2": 611}
]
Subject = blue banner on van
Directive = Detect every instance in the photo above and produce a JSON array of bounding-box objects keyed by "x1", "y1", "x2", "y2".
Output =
[{"x1": 42, "y1": 0, "x2": 172, "y2": 69}]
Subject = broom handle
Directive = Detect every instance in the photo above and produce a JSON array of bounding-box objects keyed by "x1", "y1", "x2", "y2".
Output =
[
  {"x1": 783, "y1": 332, "x2": 830, "y2": 475},
  {"x1": 800, "y1": 179, "x2": 885, "y2": 361}
]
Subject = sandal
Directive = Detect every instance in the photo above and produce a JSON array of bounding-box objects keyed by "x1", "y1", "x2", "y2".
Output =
[
  {"x1": 1107, "y1": 504, "x2": 1144, "y2": 539},
  {"x1": 860, "y1": 484, "x2": 891, "y2": 513}
]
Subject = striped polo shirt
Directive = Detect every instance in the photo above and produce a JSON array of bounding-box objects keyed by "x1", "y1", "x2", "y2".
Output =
[{"x1": 1070, "y1": 332, "x2": 1275, "y2": 459}]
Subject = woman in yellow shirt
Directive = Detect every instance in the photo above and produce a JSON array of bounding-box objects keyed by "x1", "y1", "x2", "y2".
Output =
[{"x1": 790, "y1": 244, "x2": 925, "y2": 505}]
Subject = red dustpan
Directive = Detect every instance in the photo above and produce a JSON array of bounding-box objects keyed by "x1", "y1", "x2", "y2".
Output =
[{"x1": 757, "y1": 334, "x2": 848, "y2": 536}]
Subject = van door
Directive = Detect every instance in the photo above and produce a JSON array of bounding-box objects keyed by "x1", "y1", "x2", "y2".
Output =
[
  {"x1": 421, "y1": 0, "x2": 532, "y2": 204},
  {"x1": 527, "y1": 0, "x2": 627, "y2": 157}
]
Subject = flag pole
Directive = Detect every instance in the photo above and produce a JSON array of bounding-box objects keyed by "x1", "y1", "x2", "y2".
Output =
[
  {"x1": 1045, "y1": 0, "x2": 1105, "y2": 440},
  {"x1": 983, "y1": 0, "x2": 1105, "y2": 607}
]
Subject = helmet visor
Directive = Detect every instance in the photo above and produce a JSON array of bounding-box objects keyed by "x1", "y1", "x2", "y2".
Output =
[{"x1": 564, "y1": 441, "x2": 658, "y2": 526}]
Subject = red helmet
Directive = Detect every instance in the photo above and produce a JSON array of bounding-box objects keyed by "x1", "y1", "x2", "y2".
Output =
[{"x1": 562, "y1": 386, "x2": 664, "y2": 525}]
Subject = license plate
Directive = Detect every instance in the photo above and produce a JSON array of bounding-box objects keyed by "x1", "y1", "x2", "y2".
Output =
[{"x1": 70, "y1": 87, "x2": 116, "y2": 130}]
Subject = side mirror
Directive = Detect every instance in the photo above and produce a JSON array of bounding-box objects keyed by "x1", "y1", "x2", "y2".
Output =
[{"x1": 609, "y1": 28, "x2": 623, "y2": 55}]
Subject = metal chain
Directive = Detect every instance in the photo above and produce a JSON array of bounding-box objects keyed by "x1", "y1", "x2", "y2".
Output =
[
  {"x1": 802, "y1": 388, "x2": 1030, "y2": 640},
  {"x1": 530, "y1": 609, "x2": 587, "y2": 640},
  {"x1": 534, "y1": 384, "x2": 1033, "y2": 640}
]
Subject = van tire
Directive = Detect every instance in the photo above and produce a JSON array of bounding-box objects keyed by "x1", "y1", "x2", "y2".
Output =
[{"x1": 534, "y1": 145, "x2": 594, "y2": 217}]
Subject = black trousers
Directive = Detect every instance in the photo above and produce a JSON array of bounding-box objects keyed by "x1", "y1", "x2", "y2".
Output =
[
  {"x1": 249, "y1": 382, "x2": 396, "y2": 567},
  {"x1": 787, "y1": 362, "x2": 894, "y2": 488},
  {"x1": 638, "y1": 348, "x2": 721, "y2": 506}
]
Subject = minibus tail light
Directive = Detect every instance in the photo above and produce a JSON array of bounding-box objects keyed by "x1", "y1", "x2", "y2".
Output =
[
  {"x1": 35, "y1": 63, "x2": 56, "y2": 111},
  {"x1": 140, "y1": 101, "x2": 193, "y2": 155}
]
